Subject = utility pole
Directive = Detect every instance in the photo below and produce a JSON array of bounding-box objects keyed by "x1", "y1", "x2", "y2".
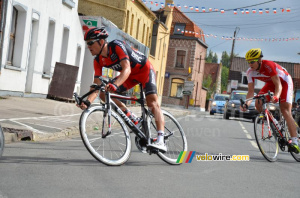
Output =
[{"x1": 229, "y1": 27, "x2": 240, "y2": 70}]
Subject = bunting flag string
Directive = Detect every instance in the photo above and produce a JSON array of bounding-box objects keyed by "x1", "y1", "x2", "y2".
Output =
[
  {"x1": 139, "y1": 1, "x2": 291, "y2": 15},
  {"x1": 174, "y1": 28, "x2": 299, "y2": 42}
]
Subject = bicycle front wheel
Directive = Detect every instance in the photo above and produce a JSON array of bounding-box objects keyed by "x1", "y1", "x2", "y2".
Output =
[
  {"x1": 148, "y1": 110, "x2": 188, "y2": 165},
  {"x1": 0, "y1": 126, "x2": 4, "y2": 158},
  {"x1": 254, "y1": 114, "x2": 279, "y2": 162},
  {"x1": 79, "y1": 105, "x2": 131, "y2": 166}
]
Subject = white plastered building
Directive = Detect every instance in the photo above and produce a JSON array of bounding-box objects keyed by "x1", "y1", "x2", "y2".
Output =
[{"x1": 0, "y1": 0, "x2": 85, "y2": 97}]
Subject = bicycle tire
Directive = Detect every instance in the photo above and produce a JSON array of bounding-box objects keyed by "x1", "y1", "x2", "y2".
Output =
[
  {"x1": 254, "y1": 114, "x2": 279, "y2": 162},
  {"x1": 284, "y1": 121, "x2": 300, "y2": 162},
  {"x1": 0, "y1": 125, "x2": 4, "y2": 158},
  {"x1": 147, "y1": 110, "x2": 188, "y2": 165},
  {"x1": 79, "y1": 105, "x2": 131, "y2": 166}
]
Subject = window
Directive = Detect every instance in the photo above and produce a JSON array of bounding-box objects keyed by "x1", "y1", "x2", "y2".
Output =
[
  {"x1": 125, "y1": 10, "x2": 129, "y2": 33},
  {"x1": 7, "y1": 7, "x2": 18, "y2": 65},
  {"x1": 60, "y1": 26, "x2": 70, "y2": 63},
  {"x1": 7, "y1": 5, "x2": 27, "y2": 67},
  {"x1": 150, "y1": 23, "x2": 158, "y2": 56},
  {"x1": 175, "y1": 50, "x2": 186, "y2": 68},
  {"x1": 43, "y1": 19, "x2": 55, "y2": 76},
  {"x1": 170, "y1": 78, "x2": 184, "y2": 98},
  {"x1": 142, "y1": 23, "x2": 145, "y2": 43},
  {"x1": 136, "y1": 19, "x2": 140, "y2": 40},
  {"x1": 130, "y1": 14, "x2": 134, "y2": 35},
  {"x1": 174, "y1": 23, "x2": 185, "y2": 35},
  {"x1": 198, "y1": 55, "x2": 202, "y2": 73}
]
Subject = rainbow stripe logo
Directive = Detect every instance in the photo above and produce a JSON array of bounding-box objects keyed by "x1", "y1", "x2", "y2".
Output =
[{"x1": 176, "y1": 151, "x2": 196, "y2": 163}]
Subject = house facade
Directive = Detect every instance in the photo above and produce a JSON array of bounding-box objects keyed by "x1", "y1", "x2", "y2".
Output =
[
  {"x1": 0, "y1": 0, "x2": 85, "y2": 97},
  {"x1": 162, "y1": 7, "x2": 208, "y2": 111}
]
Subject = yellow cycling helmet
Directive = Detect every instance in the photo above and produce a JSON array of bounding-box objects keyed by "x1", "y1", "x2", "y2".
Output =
[{"x1": 245, "y1": 48, "x2": 263, "y2": 60}]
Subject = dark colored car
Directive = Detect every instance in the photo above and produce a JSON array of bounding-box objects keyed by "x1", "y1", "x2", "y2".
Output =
[
  {"x1": 210, "y1": 94, "x2": 230, "y2": 115},
  {"x1": 223, "y1": 90, "x2": 259, "y2": 122}
]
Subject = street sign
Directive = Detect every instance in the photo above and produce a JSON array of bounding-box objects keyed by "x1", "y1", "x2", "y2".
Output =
[
  {"x1": 184, "y1": 81, "x2": 195, "y2": 92},
  {"x1": 182, "y1": 90, "x2": 192, "y2": 95}
]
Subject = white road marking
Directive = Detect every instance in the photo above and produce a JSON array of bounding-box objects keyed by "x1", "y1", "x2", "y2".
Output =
[
  {"x1": 239, "y1": 121, "x2": 258, "y2": 149},
  {"x1": 9, "y1": 120, "x2": 46, "y2": 134},
  {"x1": 0, "y1": 113, "x2": 81, "y2": 122}
]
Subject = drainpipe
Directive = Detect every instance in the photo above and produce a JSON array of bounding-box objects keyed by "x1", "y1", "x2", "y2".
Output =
[{"x1": 0, "y1": 0, "x2": 8, "y2": 73}]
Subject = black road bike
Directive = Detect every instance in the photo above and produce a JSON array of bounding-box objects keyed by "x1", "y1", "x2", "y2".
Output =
[
  {"x1": 74, "y1": 77, "x2": 187, "y2": 166},
  {"x1": 241, "y1": 92, "x2": 300, "y2": 162}
]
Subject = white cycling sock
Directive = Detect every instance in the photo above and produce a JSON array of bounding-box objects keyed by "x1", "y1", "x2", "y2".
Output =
[
  {"x1": 157, "y1": 131, "x2": 164, "y2": 143},
  {"x1": 291, "y1": 137, "x2": 298, "y2": 145}
]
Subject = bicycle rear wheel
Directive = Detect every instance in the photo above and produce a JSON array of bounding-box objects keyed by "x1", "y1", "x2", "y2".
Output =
[
  {"x1": 79, "y1": 105, "x2": 131, "y2": 166},
  {"x1": 254, "y1": 114, "x2": 279, "y2": 162},
  {"x1": 284, "y1": 121, "x2": 300, "y2": 162},
  {"x1": 147, "y1": 110, "x2": 188, "y2": 165},
  {"x1": 0, "y1": 125, "x2": 4, "y2": 158}
]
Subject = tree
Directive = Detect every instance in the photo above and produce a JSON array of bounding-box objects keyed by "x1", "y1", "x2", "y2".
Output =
[
  {"x1": 212, "y1": 53, "x2": 218, "y2": 63},
  {"x1": 221, "y1": 51, "x2": 239, "y2": 68},
  {"x1": 205, "y1": 50, "x2": 213, "y2": 63},
  {"x1": 221, "y1": 66, "x2": 229, "y2": 93},
  {"x1": 221, "y1": 51, "x2": 230, "y2": 68},
  {"x1": 203, "y1": 74, "x2": 216, "y2": 99}
]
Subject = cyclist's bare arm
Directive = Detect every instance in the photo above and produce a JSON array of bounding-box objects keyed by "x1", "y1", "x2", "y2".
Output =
[
  {"x1": 87, "y1": 78, "x2": 101, "y2": 103},
  {"x1": 105, "y1": 59, "x2": 131, "y2": 92},
  {"x1": 240, "y1": 82, "x2": 255, "y2": 111},
  {"x1": 246, "y1": 82, "x2": 255, "y2": 106},
  {"x1": 271, "y1": 75, "x2": 282, "y2": 102}
]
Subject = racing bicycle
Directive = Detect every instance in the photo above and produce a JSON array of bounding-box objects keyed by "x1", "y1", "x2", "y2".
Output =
[
  {"x1": 241, "y1": 91, "x2": 300, "y2": 162},
  {"x1": 74, "y1": 77, "x2": 187, "y2": 166},
  {"x1": 0, "y1": 125, "x2": 4, "y2": 158}
]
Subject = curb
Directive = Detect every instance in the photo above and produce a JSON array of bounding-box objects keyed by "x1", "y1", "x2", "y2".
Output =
[{"x1": 3, "y1": 108, "x2": 197, "y2": 143}]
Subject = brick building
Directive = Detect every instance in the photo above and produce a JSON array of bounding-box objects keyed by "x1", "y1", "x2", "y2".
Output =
[{"x1": 162, "y1": 7, "x2": 208, "y2": 111}]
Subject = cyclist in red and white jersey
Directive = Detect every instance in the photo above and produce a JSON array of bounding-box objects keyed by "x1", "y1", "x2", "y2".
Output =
[
  {"x1": 241, "y1": 48, "x2": 299, "y2": 153},
  {"x1": 77, "y1": 27, "x2": 166, "y2": 152}
]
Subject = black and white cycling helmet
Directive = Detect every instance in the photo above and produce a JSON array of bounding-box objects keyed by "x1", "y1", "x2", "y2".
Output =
[{"x1": 84, "y1": 27, "x2": 109, "y2": 41}]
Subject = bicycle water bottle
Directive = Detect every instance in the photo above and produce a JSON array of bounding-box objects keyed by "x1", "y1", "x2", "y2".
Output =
[{"x1": 273, "y1": 118, "x2": 282, "y2": 131}]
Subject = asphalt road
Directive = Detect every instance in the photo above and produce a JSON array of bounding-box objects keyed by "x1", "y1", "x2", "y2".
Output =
[{"x1": 0, "y1": 113, "x2": 299, "y2": 198}]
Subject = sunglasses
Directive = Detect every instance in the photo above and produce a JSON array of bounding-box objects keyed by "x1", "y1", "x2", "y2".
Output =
[
  {"x1": 86, "y1": 39, "x2": 99, "y2": 46},
  {"x1": 248, "y1": 59, "x2": 259, "y2": 64}
]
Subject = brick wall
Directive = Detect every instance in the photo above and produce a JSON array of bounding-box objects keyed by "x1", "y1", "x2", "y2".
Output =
[{"x1": 163, "y1": 37, "x2": 207, "y2": 109}]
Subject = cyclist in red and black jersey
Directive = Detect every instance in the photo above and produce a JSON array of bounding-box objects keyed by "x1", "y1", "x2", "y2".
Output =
[
  {"x1": 77, "y1": 27, "x2": 166, "y2": 152},
  {"x1": 241, "y1": 48, "x2": 299, "y2": 153}
]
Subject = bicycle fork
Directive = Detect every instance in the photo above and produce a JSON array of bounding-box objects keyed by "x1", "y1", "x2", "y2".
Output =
[{"x1": 102, "y1": 92, "x2": 112, "y2": 138}]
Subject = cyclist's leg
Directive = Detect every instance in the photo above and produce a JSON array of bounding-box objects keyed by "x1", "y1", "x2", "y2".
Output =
[
  {"x1": 280, "y1": 77, "x2": 299, "y2": 152},
  {"x1": 99, "y1": 77, "x2": 135, "y2": 111}
]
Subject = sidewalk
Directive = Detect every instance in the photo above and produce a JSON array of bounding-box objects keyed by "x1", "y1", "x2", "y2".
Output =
[{"x1": 0, "y1": 96, "x2": 200, "y2": 143}]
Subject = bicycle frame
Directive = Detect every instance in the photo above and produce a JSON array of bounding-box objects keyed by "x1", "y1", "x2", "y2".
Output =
[{"x1": 104, "y1": 84, "x2": 151, "y2": 144}]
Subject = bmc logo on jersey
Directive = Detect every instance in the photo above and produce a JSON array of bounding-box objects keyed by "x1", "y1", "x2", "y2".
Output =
[{"x1": 131, "y1": 51, "x2": 142, "y2": 63}]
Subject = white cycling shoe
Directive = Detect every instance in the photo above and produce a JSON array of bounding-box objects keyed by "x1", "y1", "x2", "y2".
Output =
[{"x1": 148, "y1": 141, "x2": 167, "y2": 152}]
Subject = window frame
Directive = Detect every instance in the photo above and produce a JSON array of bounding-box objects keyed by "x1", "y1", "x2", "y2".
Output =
[{"x1": 169, "y1": 78, "x2": 185, "y2": 98}]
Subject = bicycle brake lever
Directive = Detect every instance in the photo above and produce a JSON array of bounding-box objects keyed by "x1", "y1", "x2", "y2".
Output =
[{"x1": 73, "y1": 93, "x2": 82, "y2": 105}]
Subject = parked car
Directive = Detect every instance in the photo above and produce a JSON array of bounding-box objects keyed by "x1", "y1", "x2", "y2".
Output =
[
  {"x1": 210, "y1": 93, "x2": 230, "y2": 115},
  {"x1": 223, "y1": 90, "x2": 259, "y2": 122}
]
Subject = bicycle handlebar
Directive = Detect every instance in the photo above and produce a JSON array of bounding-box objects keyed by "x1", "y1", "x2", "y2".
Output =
[
  {"x1": 240, "y1": 91, "x2": 274, "y2": 107},
  {"x1": 74, "y1": 77, "x2": 110, "y2": 105}
]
